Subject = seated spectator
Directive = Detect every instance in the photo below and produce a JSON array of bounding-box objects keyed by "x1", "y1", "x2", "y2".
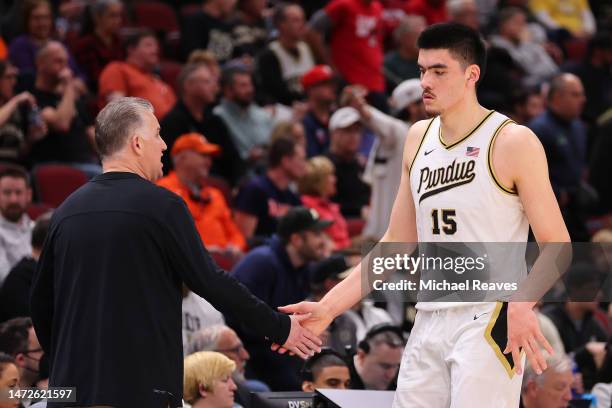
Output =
[
  {"x1": 187, "y1": 324, "x2": 267, "y2": 407},
  {"x1": 270, "y1": 121, "x2": 307, "y2": 150},
  {"x1": 0, "y1": 167, "x2": 33, "y2": 285},
  {"x1": 509, "y1": 87, "x2": 546, "y2": 125},
  {"x1": 301, "y1": 65, "x2": 336, "y2": 157},
  {"x1": 298, "y1": 156, "x2": 350, "y2": 250},
  {"x1": 30, "y1": 41, "x2": 99, "y2": 171},
  {"x1": 187, "y1": 50, "x2": 222, "y2": 96},
  {"x1": 0, "y1": 213, "x2": 51, "y2": 322},
  {"x1": 72, "y1": 0, "x2": 125, "y2": 92},
  {"x1": 98, "y1": 30, "x2": 176, "y2": 119},
  {"x1": 230, "y1": 207, "x2": 329, "y2": 390},
  {"x1": 256, "y1": 3, "x2": 315, "y2": 105},
  {"x1": 0, "y1": 352, "x2": 19, "y2": 408},
  {"x1": 233, "y1": 0, "x2": 269, "y2": 59},
  {"x1": 233, "y1": 137, "x2": 305, "y2": 240},
  {"x1": 383, "y1": 16, "x2": 426, "y2": 91},
  {"x1": 8, "y1": 0, "x2": 85, "y2": 84},
  {"x1": 529, "y1": 0, "x2": 596, "y2": 39},
  {"x1": 301, "y1": 349, "x2": 351, "y2": 391},
  {"x1": 489, "y1": 7, "x2": 559, "y2": 88},
  {"x1": 403, "y1": 0, "x2": 448, "y2": 25},
  {"x1": 520, "y1": 353, "x2": 573, "y2": 408},
  {"x1": 182, "y1": 286, "x2": 224, "y2": 355},
  {"x1": 181, "y1": 0, "x2": 238, "y2": 63},
  {"x1": 213, "y1": 66, "x2": 273, "y2": 166},
  {"x1": 0, "y1": 61, "x2": 46, "y2": 164},
  {"x1": 183, "y1": 351, "x2": 238, "y2": 408},
  {"x1": 349, "y1": 324, "x2": 405, "y2": 390},
  {"x1": 157, "y1": 133, "x2": 246, "y2": 256},
  {"x1": 160, "y1": 63, "x2": 242, "y2": 184},
  {"x1": 325, "y1": 107, "x2": 371, "y2": 218},
  {"x1": 0, "y1": 317, "x2": 43, "y2": 388},
  {"x1": 307, "y1": 0, "x2": 387, "y2": 111},
  {"x1": 528, "y1": 73, "x2": 588, "y2": 240},
  {"x1": 447, "y1": 0, "x2": 479, "y2": 30}
]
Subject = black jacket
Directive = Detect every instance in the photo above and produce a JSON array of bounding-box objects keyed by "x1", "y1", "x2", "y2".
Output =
[{"x1": 30, "y1": 172, "x2": 290, "y2": 407}]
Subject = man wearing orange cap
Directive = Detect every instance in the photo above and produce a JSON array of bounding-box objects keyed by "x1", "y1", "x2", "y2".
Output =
[{"x1": 157, "y1": 132, "x2": 246, "y2": 256}]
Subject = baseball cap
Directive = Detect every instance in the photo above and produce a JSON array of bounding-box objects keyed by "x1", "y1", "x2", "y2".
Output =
[
  {"x1": 311, "y1": 254, "x2": 351, "y2": 284},
  {"x1": 277, "y1": 207, "x2": 333, "y2": 240},
  {"x1": 391, "y1": 79, "x2": 422, "y2": 112},
  {"x1": 329, "y1": 107, "x2": 361, "y2": 131},
  {"x1": 301, "y1": 65, "x2": 334, "y2": 90},
  {"x1": 171, "y1": 132, "x2": 221, "y2": 157}
]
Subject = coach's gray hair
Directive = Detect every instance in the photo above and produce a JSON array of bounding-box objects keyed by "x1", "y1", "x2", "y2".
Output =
[
  {"x1": 185, "y1": 324, "x2": 228, "y2": 356},
  {"x1": 521, "y1": 353, "x2": 572, "y2": 393},
  {"x1": 94, "y1": 97, "x2": 153, "y2": 159}
]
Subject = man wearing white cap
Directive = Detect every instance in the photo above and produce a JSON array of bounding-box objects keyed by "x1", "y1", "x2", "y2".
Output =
[{"x1": 326, "y1": 107, "x2": 371, "y2": 218}]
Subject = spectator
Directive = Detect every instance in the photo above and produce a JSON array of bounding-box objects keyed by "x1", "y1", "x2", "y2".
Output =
[
  {"x1": 0, "y1": 317, "x2": 42, "y2": 388},
  {"x1": 509, "y1": 87, "x2": 546, "y2": 125},
  {"x1": 383, "y1": 15, "x2": 426, "y2": 91},
  {"x1": 403, "y1": 0, "x2": 448, "y2": 25},
  {"x1": 298, "y1": 156, "x2": 350, "y2": 250},
  {"x1": 489, "y1": 7, "x2": 559, "y2": 88},
  {"x1": 187, "y1": 324, "x2": 266, "y2": 407},
  {"x1": 182, "y1": 0, "x2": 238, "y2": 63},
  {"x1": 0, "y1": 167, "x2": 33, "y2": 285},
  {"x1": 520, "y1": 353, "x2": 573, "y2": 408},
  {"x1": 233, "y1": 137, "x2": 304, "y2": 240},
  {"x1": 256, "y1": 3, "x2": 315, "y2": 105},
  {"x1": 30, "y1": 41, "x2": 98, "y2": 171},
  {"x1": 563, "y1": 33, "x2": 612, "y2": 124},
  {"x1": 301, "y1": 349, "x2": 351, "y2": 391},
  {"x1": 528, "y1": 73, "x2": 588, "y2": 240},
  {"x1": 307, "y1": 0, "x2": 388, "y2": 110},
  {"x1": 213, "y1": 66, "x2": 273, "y2": 166},
  {"x1": 72, "y1": 0, "x2": 125, "y2": 92},
  {"x1": 349, "y1": 324, "x2": 404, "y2": 390},
  {"x1": 325, "y1": 107, "x2": 371, "y2": 218},
  {"x1": 447, "y1": 0, "x2": 479, "y2": 30},
  {"x1": 301, "y1": 65, "x2": 336, "y2": 157},
  {"x1": 231, "y1": 206, "x2": 330, "y2": 390},
  {"x1": 181, "y1": 286, "x2": 224, "y2": 357},
  {"x1": 8, "y1": 0, "x2": 84, "y2": 84},
  {"x1": 270, "y1": 121, "x2": 307, "y2": 150},
  {"x1": 160, "y1": 64, "x2": 242, "y2": 184},
  {"x1": 233, "y1": 0, "x2": 269, "y2": 59},
  {"x1": 98, "y1": 29, "x2": 177, "y2": 119},
  {"x1": 187, "y1": 50, "x2": 222, "y2": 97},
  {"x1": 529, "y1": 0, "x2": 596, "y2": 38},
  {"x1": 0, "y1": 352, "x2": 19, "y2": 408},
  {"x1": 183, "y1": 351, "x2": 238, "y2": 408},
  {"x1": 157, "y1": 133, "x2": 246, "y2": 256},
  {"x1": 0, "y1": 213, "x2": 51, "y2": 323},
  {"x1": 0, "y1": 61, "x2": 46, "y2": 164}
]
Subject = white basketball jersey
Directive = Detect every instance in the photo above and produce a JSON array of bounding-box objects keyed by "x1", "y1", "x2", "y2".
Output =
[{"x1": 409, "y1": 111, "x2": 529, "y2": 310}]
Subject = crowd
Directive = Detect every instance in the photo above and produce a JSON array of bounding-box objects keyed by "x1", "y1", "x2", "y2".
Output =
[{"x1": 0, "y1": 0, "x2": 609, "y2": 407}]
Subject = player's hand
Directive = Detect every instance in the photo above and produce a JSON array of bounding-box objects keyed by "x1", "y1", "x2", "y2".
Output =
[
  {"x1": 271, "y1": 301, "x2": 334, "y2": 355},
  {"x1": 504, "y1": 302, "x2": 554, "y2": 375},
  {"x1": 276, "y1": 313, "x2": 322, "y2": 360}
]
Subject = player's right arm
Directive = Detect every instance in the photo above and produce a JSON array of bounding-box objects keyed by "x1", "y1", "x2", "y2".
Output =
[{"x1": 277, "y1": 119, "x2": 431, "y2": 335}]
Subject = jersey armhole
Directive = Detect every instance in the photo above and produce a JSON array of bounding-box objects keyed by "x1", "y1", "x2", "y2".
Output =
[
  {"x1": 487, "y1": 119, "x2": 518, "y2": 195},
  {"x1": 408, "y1": 118, "x2": 435, "y2": 177}
]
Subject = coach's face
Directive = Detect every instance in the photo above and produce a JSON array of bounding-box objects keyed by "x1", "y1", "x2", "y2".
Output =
[
  {"x1": 135, "y1": 109, "x2": 167, "y2": 181},
  {"x1": 525, "y1": 369, "x2": 573, "y2": 408},
  {"x1": 357, "y1": 344, "x2": 403, "y2": 390}
]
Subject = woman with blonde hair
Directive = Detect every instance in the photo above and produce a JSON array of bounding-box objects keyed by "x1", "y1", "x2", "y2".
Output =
[
  {"x1": 298, "y1": 156, "x2": 350, "y2": 249},
  {"x1": 184, "y1": 351, "x2": 240, "y2": 408}
]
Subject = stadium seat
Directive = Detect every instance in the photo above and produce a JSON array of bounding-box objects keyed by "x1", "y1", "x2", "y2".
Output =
[
  {"x1": 204, "y1": 175, "x2": 233, "y2": 205},
  {"x1": 346, "y1": 218, "x2": 365, "y2": 237},
  {"x1": 211, "y1": 251, "x2": 240, "y2": 271},
  {"x1": 131, "y1": 1, "x2": 179, "y2": 35},
  {"x1": 26, "y1": 203, "x2": 52, "y2": 220},
  {"x1": 32, "y1": 164, "x2": 88, "y2": 208},
  {"x1": 159, "y1": 60, "x2": 182, "y2": 93}
]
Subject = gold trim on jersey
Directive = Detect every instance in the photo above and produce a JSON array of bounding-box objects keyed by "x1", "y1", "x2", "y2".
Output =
[
  {"x1": 408, "y1": 118, "x2": 436, "y2": 176},
  {"x1": 487, "y1": 119, "x2": 518, "y2": 195},
  {"x1": 484, "y1": 302, "x2": 516, "y2": 379},
  {"x1": 438, "y1": 110, "x2": 495, "y2": 150}
]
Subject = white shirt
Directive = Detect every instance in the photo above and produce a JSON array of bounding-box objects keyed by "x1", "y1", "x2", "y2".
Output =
[{"x1": 0, "y1": 213, "x2": 33, "y2": 285}]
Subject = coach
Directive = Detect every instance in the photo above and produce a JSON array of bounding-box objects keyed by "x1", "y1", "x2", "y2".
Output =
[{"x1": 29, "y1": 97, "x2": 320, "y2": 408}]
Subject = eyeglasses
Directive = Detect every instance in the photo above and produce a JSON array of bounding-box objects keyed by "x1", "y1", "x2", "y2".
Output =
[
  {"x1": 18, "y1": 348, "x2": 43, "y2": 355},
  {"x1": 216, "y1": 344, "x2": 245, "y2": 354}
]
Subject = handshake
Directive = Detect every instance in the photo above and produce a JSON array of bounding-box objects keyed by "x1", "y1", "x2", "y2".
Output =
[{"x1": 272, "y1": 301, "x2": 335, "y2": 359}]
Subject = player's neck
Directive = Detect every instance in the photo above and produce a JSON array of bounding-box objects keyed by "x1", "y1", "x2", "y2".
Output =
[{"x1": 439, "y1": 99, "x2": 490, "y2": 146}]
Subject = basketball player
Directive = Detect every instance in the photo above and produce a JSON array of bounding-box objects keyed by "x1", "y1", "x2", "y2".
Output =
[{"x1": 276, "y1": 23, "x2": 570, "y2": 407}]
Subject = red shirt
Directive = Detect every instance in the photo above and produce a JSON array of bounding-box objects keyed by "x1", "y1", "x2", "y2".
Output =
[
  {"x1": 325, "y1": 0, "x2": 385, "y2": 92},
  {"x1": 301, "y1": 195, "x2": 351, "y2": 250},
  {"x1": 404, "y1": 0, "x2": 448, "y2": 25}
]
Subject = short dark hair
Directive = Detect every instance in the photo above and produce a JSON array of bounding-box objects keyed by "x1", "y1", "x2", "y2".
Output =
[
  {"x1": 497, "y1": 7, "x2": 525, "y2": 26},
  {"x1": 0, "y1": 352, "x2": 16, "y2": 376},
  {"x1": 417, "y1": 22, "x2": 487, "y2": 79},
  {"x1": 124, "y1": 28, "x2": 156, "y2": 51},
  {"x1": 177, "y1": 63, "x2": 210, "y2": 96},
  {"x1": 220, "y1": 65, "x2": 251, "y2": 90},
  {"x1": 268, "y1": 136, "x2": 297, "y2": 168},
  {"x1": 302, "y1": 349, "x2": 348, "y2": 382},
  {"x1": 272, "y1": 2, "x2": 292, "y2": 28},
  {"x1": 0, "y1": 165, "x2": 30, "y2": 186},
  {"x1": 0, "y1": 317, "x2": 33, "y2": 356},
  {"x1": 31, "y1": 213, "x2": 52, "y2": 249}
]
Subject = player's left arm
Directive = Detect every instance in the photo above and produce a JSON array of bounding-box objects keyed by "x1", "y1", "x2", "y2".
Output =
[{"x1": 491, "y1": 122, "x2": 571, "y2": 375}]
